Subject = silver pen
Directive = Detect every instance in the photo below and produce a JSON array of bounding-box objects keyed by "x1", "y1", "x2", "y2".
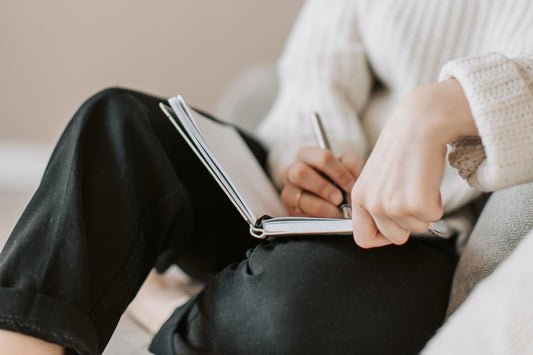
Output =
[{"x1": 311, "y1": 112, "x2": 352, "y2": 219}]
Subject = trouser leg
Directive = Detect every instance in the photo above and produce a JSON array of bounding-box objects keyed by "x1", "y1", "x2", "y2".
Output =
[
  {"x1": 0, "y1": 88, "x2": 259, "y2": 355},
  {"x1": 150, "y1": 235, "x2": 458, "y2": 355}
]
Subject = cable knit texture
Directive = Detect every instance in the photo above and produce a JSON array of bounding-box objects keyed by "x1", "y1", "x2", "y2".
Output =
[
  {"x1": 441, "y1": 53, "x2": 533, "y2": 191},
  {"x1": 256, "y1": 0, "x2": 533, "y2": 209}
]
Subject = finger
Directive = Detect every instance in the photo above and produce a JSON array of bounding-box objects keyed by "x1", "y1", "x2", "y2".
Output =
[
  {"x1": 339, "y1": 152, "x2": 365, "y2": 179},
  {"x1": 297, "y1": 147, "x2": 356, "y2": 193},
  {"x1": 387, "y1": 213, "x2": 433, "y2": 234},
  {"x1": 404, "y1": 181, "x2": 444, "y2": 223},
  {"x1": 369, "y1": 213, "x2": 410, "y2": 245},
  {"x1": 287, "y1": 205, "x2": 305, "y2": 217},
  {"x1": 408, "y1": 192, "x2": 444, "y2": 224},
  {"x1": 299, "y1": 192, "x2": 344, "y2": 218},
  {"x1": 280, "y1": 184, "x2": 305, "y2": 216},
  {"x1": 286, "y1": 161, "x2": 344, "y2": 205},
  {"x1": 281, "y1": 184, "x2": 343, "y2": 218},
  {"x1": 351, "y1": 203, "x2": 392, "y2": 249},
  {"x1": 385, "y1": 199, "x2": 435, "y2": 234}
]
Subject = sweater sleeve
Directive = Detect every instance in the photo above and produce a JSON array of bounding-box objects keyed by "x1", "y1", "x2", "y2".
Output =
[
  {"x1": 255, "y1": 0, "x2": 373, "y2": 188},
  {"x1": 439, "y1": 52, "x2": 533, "y2": 192}
]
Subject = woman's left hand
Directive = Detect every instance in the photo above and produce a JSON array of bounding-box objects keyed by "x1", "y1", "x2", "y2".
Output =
[
  {"x1": 281, "y1": 147, "x2": 364, "y2": 218},
  {"x1": 351, "y1": 79, "x2": 478, "y2": 248}
]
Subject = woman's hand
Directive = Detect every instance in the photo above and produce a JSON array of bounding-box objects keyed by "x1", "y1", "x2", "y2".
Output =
[
  {"x1": 351, "y1": 79, "x2": 478, "y2": 248},
  {"x1": 281, "y1": 147, "x2": 364, "y2": 218}
]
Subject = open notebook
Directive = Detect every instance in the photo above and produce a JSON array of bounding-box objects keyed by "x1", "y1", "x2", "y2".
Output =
[{"x1": 159, "y1": 95, "x2": 451, "y2": 239}]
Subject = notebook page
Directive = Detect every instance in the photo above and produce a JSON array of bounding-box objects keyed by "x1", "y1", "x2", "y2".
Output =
[
  {"x1": 163, "y1": 101, "x2": 255, "y2": 225},
  {"x1": 189, "y1": 109, "x2": 287, "y2": 220}
]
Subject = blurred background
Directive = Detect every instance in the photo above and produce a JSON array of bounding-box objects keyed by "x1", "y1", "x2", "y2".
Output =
[{"x1": 0, "y1": 0, "x2": 304, "y2": 242}]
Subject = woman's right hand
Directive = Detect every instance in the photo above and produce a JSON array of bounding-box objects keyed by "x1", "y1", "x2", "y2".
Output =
[{"x1": 281, "y1": 146, "x2": 364, "y2": 218}]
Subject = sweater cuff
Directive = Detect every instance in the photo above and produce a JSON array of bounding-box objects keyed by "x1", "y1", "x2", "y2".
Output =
[{"x1": 439, "y1": 52, "x2": 533, "y2": 191}]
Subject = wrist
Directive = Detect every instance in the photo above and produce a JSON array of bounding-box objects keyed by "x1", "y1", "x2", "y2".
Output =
[{"x1": 413, "y1": 79, "x2": 479, "y2": 147}]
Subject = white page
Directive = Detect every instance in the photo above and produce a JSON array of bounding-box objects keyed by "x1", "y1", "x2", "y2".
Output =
[
  {"x1": 256, "y1": 217, "x2": 353, "y2": 238},
  {"x1": 189, "y1": 109, "x2": 288, "y2": 220}
]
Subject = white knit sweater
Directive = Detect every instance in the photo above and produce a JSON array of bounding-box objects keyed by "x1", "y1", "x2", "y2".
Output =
[
  {"x1": 257, "y1": 0, "x2": 533, "y2": 207},
  {"x1": 256, "y1": 0, "x2": 533, "y2": 352}
]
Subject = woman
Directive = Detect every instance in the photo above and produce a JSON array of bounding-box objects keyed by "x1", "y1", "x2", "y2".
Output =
[{"x1": 1, "y1": 0, "x2": 532, "y2": 354}]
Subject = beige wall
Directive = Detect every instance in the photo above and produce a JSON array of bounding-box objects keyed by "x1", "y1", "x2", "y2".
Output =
[{"x1": 0, "y1": 0, "x2": 304, "y2": 142}]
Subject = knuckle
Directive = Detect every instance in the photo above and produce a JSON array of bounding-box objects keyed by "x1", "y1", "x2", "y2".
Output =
[
  {"x1": 338, "y1": 170, "x2": 354, "y2": 187},
  {"x1": 317, "y1": 151, "x2": 335, "y2": 167},
  {"x1": 367, "y1": 199, "x2": 384, "y2": 216},
  {"x1": 341, "y1": 151, "x2": 356, "y2": 161},
  {"x1": 386, "y1": 200, "x2": 404, "y2": 218},
  {"x1": 405, "y1": 198, "x2": 427, "y2": 217},
  {"x1": 343, "y1": 152, "x2": 358, "y2": 167},
  {"x1": 405, "y1": 194, "x2": 443, "y2": 221},
  {"x1": 318, "y1": 181, "x2": 335, "y2": 198},
  {"x1": 343, "y1": 152, "x2": 364, "y2": 170},
  {"x1": 288, "y1": 163, "x2": 307, "y2": 183}
]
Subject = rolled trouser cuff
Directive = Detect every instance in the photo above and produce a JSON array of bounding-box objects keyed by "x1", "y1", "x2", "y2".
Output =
[{"x1": 0, "y1": 287, "x2": 98, "y2": 355}]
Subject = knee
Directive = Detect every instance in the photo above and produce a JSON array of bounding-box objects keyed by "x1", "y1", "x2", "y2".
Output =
[
  {"x1": 83, "y1": 87, "x2": 135, "y2": 113},
  {"x1": 204, "y1": 238, "x2": 455, "y2": 354},
  {"x1": 71, "y1": 87, "x2": 155, "y2": 133},
  {"x1": 91, "y1": 86, "x2": 130, "y2": 101},
  {"x1": 206, "y1": 238, "x2": 357, "y2": 354}
]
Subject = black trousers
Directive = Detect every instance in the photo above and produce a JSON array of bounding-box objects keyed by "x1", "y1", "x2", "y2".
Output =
[{"x1": 0, "y1": 88, "x2": 458, "y2": 355}]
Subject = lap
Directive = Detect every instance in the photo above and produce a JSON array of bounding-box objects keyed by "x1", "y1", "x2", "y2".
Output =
[{"x1": 151, "y1": 236, "x2": 458, "y2": 355}]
